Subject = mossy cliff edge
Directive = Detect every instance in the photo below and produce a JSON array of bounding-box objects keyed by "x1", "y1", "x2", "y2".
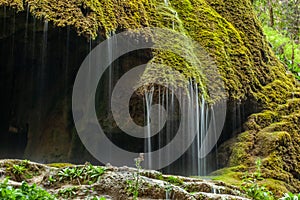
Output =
[{"x1": 1, "y1": 0, "x2": 299, "y2": 194}]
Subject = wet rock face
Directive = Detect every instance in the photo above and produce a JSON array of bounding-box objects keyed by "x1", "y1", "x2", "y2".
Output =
[
  {"x1": 0, "y1": 8, "x2": 152, "y2": 163},
  {"x1": 0, "y1": 8, "x2": 91, "y2": 161},
  {"x1": 0, "y1": 159, "x2": 251, "y2": 199}
]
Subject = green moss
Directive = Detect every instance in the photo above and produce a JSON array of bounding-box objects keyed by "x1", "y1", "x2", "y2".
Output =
[
  {"x1": 210, "y1": 166, "x2": 246, "y2": 186},
  {"x1": 262, "y1": 179, "x2": 289, "y2": 197},
  {"x1": 47, "y1": 163, "x2": 74, "y2": 168},
  {"x1": 165, "y1": 176, "x2": 184, "y2": 186},
  {"x1": 0, "y1": 0, "x2": 23, "y2": 11}
]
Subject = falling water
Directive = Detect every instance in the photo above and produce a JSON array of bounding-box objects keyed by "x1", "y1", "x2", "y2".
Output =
[
  {"x1": 199, "y1": 94, "x2": 207, "y2": 175},
  {"x1": 164, "y1": 0, "x2": 169, "y2": 6},
  {"x1": 139, "y1": 77, "x2": 218, "y2": 175},
  {"x1": 232, "y1": 99, "x2": 242, "y2": 136},
  {"x1": 145, "y1": 87, "x2": 154, "y2": 169},
  {"x1": 107, "y1": 31, "x2": 115, "y2": 110},
  {"x1": 40, "y1": 20, "x2": 48, "y2": 85},
  {"x1": 42, "y1": 21, "x2": 48, "y2": 67},
  {"x1": 36, "y1": 20, "x2": 48, "y2": 119},
  {"x1": 211, "y1": 107, "x2": 218, "y2": 168},
  {"x1": 64, "y1": 26, "x2": 70, "y2": 95},
  {"x1": 192, "y1": 83, "x2": 201, "y2": 175},
  {"x1": 3, "y1": 7, "x2": 6, "y2": 35},
  {"x1": 25, "y1": 5, "x2": 30, "y2": 40},
  {"x1": 172, "y1": 11, "x2": 178, "y2": 30},
  {"x1": 212, "y1": 187, "x2": 220, "y2": 194},
  {"x1": 158, "y1": 86, "x2": 162, "y2": 168},
  {"x1": 23, "y1": 5, "x2": 30, "y2": 63}
]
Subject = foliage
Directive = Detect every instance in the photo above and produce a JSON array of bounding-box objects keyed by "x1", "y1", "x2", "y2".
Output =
[
  {"x1": 90, "y1": 197, "x2": 107, "y2": 200},
  {"x1": 56, "y1": 163, "x2": 106, "y2": 184},
  {"x1": 241, "y1": 158, "x2": 275, "y2": 200},
  {"x1": 12, "y1": 164, "x2": 27, "y2": 175},
  {"x1": 253, "y1": 0, "x2": 299, "y2": 40},
  {"x1": 166, "y1": 176, "x2": 184, "y2": 186},
  {"x1": 57, "y1": 186, "x2": 77, "y2": 198},
  {"x1": 253, "y1": 0, "x2": 300, "y2": 80},
  {"x1": 11, "y1": 160, "x2": 29, "y2": 175},
  {"x1": 263, "y1": 26, "x2": 300, "y2": 80},
  {"x1": 127, "y1": 153, "x2": 144, "y2": 200},
  {"x1": 6, "y1": 160, "x2": 36, "y2": 181},
  {"x1": 0, "y1": 177, "x2": 56, "y2": 200},
  {"x1": 280, "y1": 192, "x2": 300, "y2": 200}
]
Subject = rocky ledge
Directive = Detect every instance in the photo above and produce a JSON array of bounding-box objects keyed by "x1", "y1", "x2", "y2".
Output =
[{"x1": 0, "y1": 159, "x2": 250, "y2": 199}]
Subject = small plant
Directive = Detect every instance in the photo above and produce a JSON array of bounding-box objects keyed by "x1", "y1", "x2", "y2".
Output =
[
  {"x1": 57, "y1": 164, "x2": 106, "y2": 184},
  {"x1": 12, "y1": 164, "x2": 27, "y2": 175},
  {"x1": 127, "y1": 153, "x2": 144, "y2": 200},
  {"x1": 7, "y1": 160, "x2": 35, "y2": 181},
  {"x1": 58, "y1": 167, "x2": 83, "y2": 182},
  {"x1": 89, "y1": 197, "x2": 107, "y2": 200},
  {"x1": 280, "y1": 192, "x2": 300, "y2": 200},
  {"x1": 0, "y1": 177, "x2": 56, "y2": 199},
  {"x1": 58, "y1": 186, "x2": 77, "y2": 198},
  {"x1": 48, "y1": 175, "x2": 56, "y2": 184},
  {"x1": 11, "y1": 160, "x2": 29, "y2": 175},
  {"x1": 85, "y1": 164, "x2": 106, "y2": 183},
  {"x1": 241, "y1": 158, "x2": 274, "y2": 200}
]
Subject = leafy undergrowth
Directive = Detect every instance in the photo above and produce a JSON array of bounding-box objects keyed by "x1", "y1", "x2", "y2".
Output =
[
  {"x1": 0, "y1": 178, "x2": 55, "y2": 200},
  {"x1": 212, "y1": 158, "x2": 300, "y2": 200},
  {"x1": 263, "y1": 26, "x2": 300, "y2": 80}
]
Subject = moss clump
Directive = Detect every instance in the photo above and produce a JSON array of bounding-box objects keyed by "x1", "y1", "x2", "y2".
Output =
[
  {"x1": 211, "y1": 165, "x2": 246, "y2": 186},
  {"x1": 47, "y1": 163, "x2": 74, "y2": 168},
  {"x1": 0, "y1": 0, "x2": 23, "y2": 11},
  {"x1": 221, "y1": 96, "x2": 300, "y2": 193}
]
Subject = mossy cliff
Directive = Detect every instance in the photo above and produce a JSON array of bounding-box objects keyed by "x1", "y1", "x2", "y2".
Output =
[{"x1": 1, "y1": 0, "x2": 300, "y2": 194}]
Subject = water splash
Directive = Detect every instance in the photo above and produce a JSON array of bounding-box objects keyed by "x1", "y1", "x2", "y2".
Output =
[{"x1": 212, "y1": 187, "x2": 220, "y2": 194}]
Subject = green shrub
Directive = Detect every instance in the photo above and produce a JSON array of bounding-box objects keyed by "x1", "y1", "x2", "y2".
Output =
[
  {"x1": 56, "y1": 163, "x2": 106, "y2": 184},
  {"x1": 280, "y1": 192, "x2": 300, "y2": 200},
  {"x1": 263, "y1": 26, "x2": 300, "y2": 80},
  {"x1": 241, "y1": 158, "x2": 275, "y2": 200},
  {"x1": 0, "y1": 177, "x2": 56, "y2": 200}
]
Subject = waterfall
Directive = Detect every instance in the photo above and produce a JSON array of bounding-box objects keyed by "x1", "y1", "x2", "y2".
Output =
[
  {"x1": 2, "y1": 7, "x2": 6, "y2": 35},
  {"x1": 38, "y1": 20, "x2": 48, "y2": 100},
  {"x1": 211, "y1": 107, "x2": 218, "y2": 169},
  {"x1": 42, "y1": 20, "x2": 48, "y2": 71},
  {"x1": 64, "y1": 26, "x2": 70, "y2": 95},
  {"x1": 198, "y1": 94, "x2": 206, "y2": 175},
  {"x1": 25, "y1": 5, "x2": 30, "y2": 40},
  {"x1": 23, "y1": 5, "x2": 30, "y2": 62},
  {"x1": 145, "y1": 87, "x2": 154, "y2": 169},
  {"x1": 107, "y1": 31, "x2": 115, "y2": 111}
]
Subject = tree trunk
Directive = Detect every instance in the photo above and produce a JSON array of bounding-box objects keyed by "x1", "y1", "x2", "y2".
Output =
[{"x1": 268, "y1": 0, "x2": 274, "y2": 27}]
